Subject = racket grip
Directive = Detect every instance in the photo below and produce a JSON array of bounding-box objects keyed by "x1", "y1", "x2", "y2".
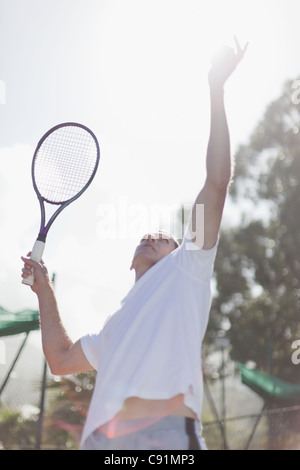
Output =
[{"x1": 22, "y1": 240, "x2": 45, "y2": 286}]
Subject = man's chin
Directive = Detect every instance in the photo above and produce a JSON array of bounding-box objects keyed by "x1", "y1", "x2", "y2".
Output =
[{"x1": 132, "y1": 250, "x2": 157, "y2": 266}]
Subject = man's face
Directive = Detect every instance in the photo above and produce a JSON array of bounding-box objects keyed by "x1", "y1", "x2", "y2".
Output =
[{"x1": 131, "y1": 232, "x2": 177, "y2": 269}]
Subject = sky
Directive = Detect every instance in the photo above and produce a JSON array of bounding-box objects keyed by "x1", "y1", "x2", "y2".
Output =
[{"x1": 1, "y1": 0, "x2": 300, "y2": 342}]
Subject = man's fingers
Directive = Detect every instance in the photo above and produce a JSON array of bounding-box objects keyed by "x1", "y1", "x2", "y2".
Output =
[
  {"x1": 234, "y1": 35, "x2": 241, "y2": 53},
  {"x1": 22, "y1": 266, "x2": 32, "y2": 277},
  {"x1": 21, "y1": 256, "x2": 38, "y2": 268},
  {"x1": 234, "y1": 35, "x2": 249, "y2": 60},
  {"x1": 21, "y1": 255, "x2": 47, "y2": 278}
]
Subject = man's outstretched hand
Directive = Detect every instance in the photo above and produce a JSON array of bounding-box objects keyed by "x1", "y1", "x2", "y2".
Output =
[{"x1": 208, "y1": 36, "x2": 248, "y2": 89}]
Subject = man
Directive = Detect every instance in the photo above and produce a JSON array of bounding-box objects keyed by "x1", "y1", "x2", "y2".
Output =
[{"x1": 21, "y1": 39, "x2": 247, "y2": 450}]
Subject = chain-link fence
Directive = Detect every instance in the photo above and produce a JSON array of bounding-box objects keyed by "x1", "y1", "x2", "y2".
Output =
[
  {"x1": 1, "y1": 332, "x2": 300, "y2": 450},
  {"x1": 203, "y1": 404, "x2": 300, "y2": 450},
  {"x1": 202, "y1": 374, "x2": 300, "y2": 450},
  {"x1": 0, "y1": 332, "x2": 44, "y2": 408}
]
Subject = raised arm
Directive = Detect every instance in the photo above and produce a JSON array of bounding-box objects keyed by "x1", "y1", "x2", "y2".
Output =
[
  {"x1": 21, "y1": 256, "x2": 93, "y2": 375},
  {"x1": 191, "y1": 38, "x2": 248, "y2": 249}
]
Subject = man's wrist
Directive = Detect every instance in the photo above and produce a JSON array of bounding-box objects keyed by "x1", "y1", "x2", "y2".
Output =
[
  {"x1": 35, "y1": 280, "x2": 55, "y2": 299},
  {"x1": 209, "y1": 82, "x2": 225, "y2": 96}
]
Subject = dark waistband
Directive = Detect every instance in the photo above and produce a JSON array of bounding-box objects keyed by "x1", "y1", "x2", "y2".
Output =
[
  {"x1": 139, "y1": 415, "x2": 202, "y2": 450},
  {"x1": 121, "y1": 415, "x2": 200, "y2": 433}
]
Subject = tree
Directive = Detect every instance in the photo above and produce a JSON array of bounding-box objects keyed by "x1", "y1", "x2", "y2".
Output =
[
  {"x1": 0, "y1": 407, "x2": 38, "y2": 449},
  {"x1": 43, "y1": 371, "x2": 95, "y2": 449},
  {"x1": 208, "y1": 78, "x2": 300, "y2": 383}
]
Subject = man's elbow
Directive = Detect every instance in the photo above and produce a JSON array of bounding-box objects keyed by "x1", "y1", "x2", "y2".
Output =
[
  {"x1": 207, "y1": 173, "x2": 231, "y2": 192},
  {"x1": 44, "y1": 351, "x2": 66, "y2": 376},
  {"x1": 206, "y1": 153, "x2": 234, "y2": 189},
  {"x1": 47, "y1": 358, "x2": 63, "y2": 376}
]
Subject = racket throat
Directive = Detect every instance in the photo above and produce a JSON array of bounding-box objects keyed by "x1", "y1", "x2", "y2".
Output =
[{"x1": 37, "y1": 232, "x2": 47, "y2": 243}]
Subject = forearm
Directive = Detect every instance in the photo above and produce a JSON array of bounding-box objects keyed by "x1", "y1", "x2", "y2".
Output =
[
  {"x1": 21, "y1": 256, "x2": 91, "y2": 375},
  {"x1": 37, "y1": 284, "x2": 73, "y2": 369},
  {"x1": 206, "y1": 85, "x2": 232, "y2": 187}
]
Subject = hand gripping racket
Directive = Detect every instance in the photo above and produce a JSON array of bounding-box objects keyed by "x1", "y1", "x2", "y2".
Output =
[{"x1": 22, "y1": 122, "x2": 100, "y2": 286}]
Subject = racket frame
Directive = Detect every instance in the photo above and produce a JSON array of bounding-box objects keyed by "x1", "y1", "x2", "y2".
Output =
[
  {"x1": 23, "y1": 122, "x2": 100, "y2": 286},
  {"x1": 32, "y1": 122, "x2": 100, "y2": 243}
]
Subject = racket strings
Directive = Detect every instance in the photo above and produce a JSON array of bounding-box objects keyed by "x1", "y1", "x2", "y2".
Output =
[{"x1": 33, "y1": 125, "x2": 98, "y2": 203}]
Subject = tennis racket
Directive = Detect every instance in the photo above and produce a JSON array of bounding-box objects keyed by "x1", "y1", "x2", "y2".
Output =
[{"x1": 22, "y1": 122, "x2": 100, "y2": 286}]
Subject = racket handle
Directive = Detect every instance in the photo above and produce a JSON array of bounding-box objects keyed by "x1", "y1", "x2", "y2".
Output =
[{"x1": 22, "y1": 240, "x2": 45, "y2": 286}]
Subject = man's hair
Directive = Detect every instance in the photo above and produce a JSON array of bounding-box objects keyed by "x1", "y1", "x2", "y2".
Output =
[
  {"x1": 170, "y1": 235, "x2": 180, "y2": 250},
  {"x1": 157, "y1": 230, "x2": 180, "y2": 250}
]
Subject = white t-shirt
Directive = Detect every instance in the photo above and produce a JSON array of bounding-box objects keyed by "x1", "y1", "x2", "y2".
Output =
[{"x1": 80, "y1": 228, "x2": 218, "y2": 447}]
